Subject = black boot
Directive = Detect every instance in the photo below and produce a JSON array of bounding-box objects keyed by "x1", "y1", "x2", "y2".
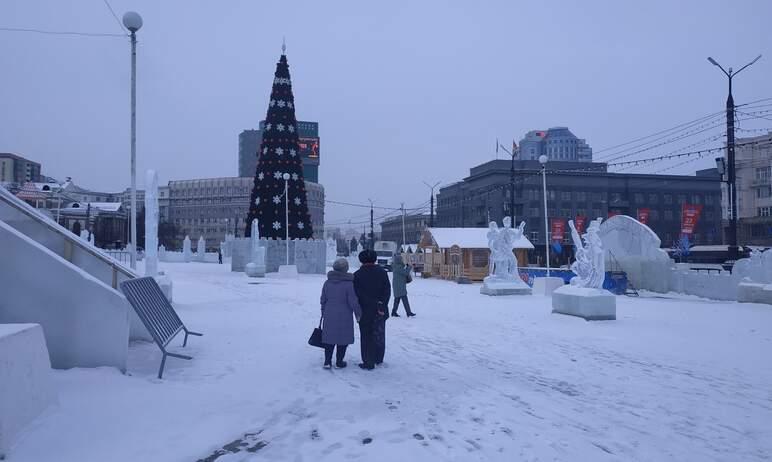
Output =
[
  {"x1": 391, "y1": 310, "x2": 400, "y2": 317},
  {"x1": 358, "y1": 363, "x2": 374, "y2": 370},
  {"x1": 407, "y1": 312, "x2": 416, "y2": 317}
]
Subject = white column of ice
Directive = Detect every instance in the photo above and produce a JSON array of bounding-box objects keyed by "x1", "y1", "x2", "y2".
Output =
[
  {"x1": 144, "y1": 169, "x2": 159, "y2": 277},
  {"x1": 197, "y1": 235, "x2": 205, "y2": 261},
  {"x1": 183, "y1": 236, "x2": 192, "y2": 262}
]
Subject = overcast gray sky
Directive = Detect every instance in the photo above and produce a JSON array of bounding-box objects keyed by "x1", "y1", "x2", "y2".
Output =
[{"x1": 1, "y1": 0, "x2": 770, "y2": 225}]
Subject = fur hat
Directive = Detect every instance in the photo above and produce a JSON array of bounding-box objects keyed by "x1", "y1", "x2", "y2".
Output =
[
  {"x1": 358, "y1": 249, "x2": 377, "y2": 264},
  {"x1": 332, "y1": 258, "x2": 349, "y2": 273}
]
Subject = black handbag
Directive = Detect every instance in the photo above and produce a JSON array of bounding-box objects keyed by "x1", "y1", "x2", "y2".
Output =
[{"x1": 308, "y1": 316, "x2": 325, "y2": 348}]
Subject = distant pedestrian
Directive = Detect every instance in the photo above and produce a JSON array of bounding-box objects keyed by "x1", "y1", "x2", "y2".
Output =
[
  {"x1": 218, "y1": 248, "x2": 223, "y2": 264},
  {"x1": 319, "y1": 258, "x2": 362, "y2": 369},
  {"x1": 354, "y1": 249, "x2": 391, "y2": 370},
  {"x1": 391, "y1": 254, "x2": 415, "y2": 317}
]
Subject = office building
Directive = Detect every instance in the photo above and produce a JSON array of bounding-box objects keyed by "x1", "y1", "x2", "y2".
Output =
[
  {"x1": 518, "y1": 127, "x2": 593, "y2": 162},
  {"x1": 436, "y1": 159, "x2": 722, "y2": 264},
  {"x1": 380, "y1": 214, "x2": 430, "y2": 245},
  {"x1": 168, "y1": 176, "x2": 325, "y2": 248},
  {"x1": 730, "y1": 132, "x2": 772, "y2": 245},
  {"x1": 0, "y1": 153, "x2": 42, "y2": 184},
  {"x1": 238, "y1": 120, "x2": 321, "y2": 182}
]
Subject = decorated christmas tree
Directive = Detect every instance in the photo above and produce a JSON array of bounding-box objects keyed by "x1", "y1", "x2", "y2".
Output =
[{"x1": 245, "y1": 46, "x2": 313, "y2": 239}]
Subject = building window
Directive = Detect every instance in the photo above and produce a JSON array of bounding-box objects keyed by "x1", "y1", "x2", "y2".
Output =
[
  {"x1": 648, "y1": 193, "x2": 658, "y2": 204},
  {"x1": 664, "y1": 210, "x2": 674, "y2": 221},
  {"x1": 756, "y1": 167, "x2": 771, "y2": 183},
  {"x1": 610, "y1": 193, "x2": 622, "y2": 203},
  {"x1": 692, "y1": 195, "x2": 702, "y2": 204},
  {"x1": 678, "y1": 194, "x2": 687, "y2": 204},
  {"x1": 561, "y1": 191, "x2": 571, "y2": 201},
  {"x1": 758, "y1": 207, "x2": 771, "y2": 217},
  {"x1": 757, "y1": 187, "x2": 772, "y2": 199},
  {"x1": 664, "y1": 194, "x2": 672, "y2": 204},
  {"x1": 634, "y1": 193, "x2": 644, "y2": 203},
  {"x1": 530, "y1": 231, "x2": 539, "y2": 242}
]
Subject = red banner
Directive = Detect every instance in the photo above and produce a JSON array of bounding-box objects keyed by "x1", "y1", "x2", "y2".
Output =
[
  {"x1": 574, "y1": 216, "x2": 587, "y2": 234},
  {"x1": 637, "y1": 208, "x2": 650, "y2": 225},
  {"x1": 551, "y1": 218, "x2": 566, "y2": 242},
  {"x1": 681, "y1": 204, "x2": 703, "y2": 235}
]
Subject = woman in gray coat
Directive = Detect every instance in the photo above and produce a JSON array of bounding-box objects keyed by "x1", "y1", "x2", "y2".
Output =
[
  {"x1": 320, "y1": 258, "x2": 362, "y2": 368},
  {"x1": 391, "y1": 254, "x2": 416, "y2": 317}
]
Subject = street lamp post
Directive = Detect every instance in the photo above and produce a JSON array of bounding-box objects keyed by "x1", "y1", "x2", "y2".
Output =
[
  {"x1": 283, "y1": 173, "x2": 290, "y2": 265},
  {"x1": 423, "y1": 181, "x2": 440, "y2": 227},
  {"x1": 123, "y1": 11, "x2": 142, "y2": 269},
  {"x1": 707, "y1": 54, "x2": 762, "y2": 261},
  {"x1": 539, "y1": 155, "x2": 550, "y2": 276}
]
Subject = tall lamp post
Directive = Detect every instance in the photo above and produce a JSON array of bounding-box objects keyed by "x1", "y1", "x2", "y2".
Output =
[
  {"x1": 423, "y1": 181, "x2": 440, "y2": 227},
  {"x1": 283, "y1": 173, "x2": 290, "y2": 265},
  {"x1": 707, "y1": 54, "x2": 762, "y2": 261},
  {"x1": 123, "y1": 11, "x2": 142, "y2": 269},
  {"x1": 539, "y1": 154, "x2": 550, "y2": 276}
]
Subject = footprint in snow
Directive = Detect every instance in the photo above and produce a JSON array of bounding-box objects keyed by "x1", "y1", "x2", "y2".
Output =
[{"x1": 413, "y1": 433, "x2": 425, "y2": 440}]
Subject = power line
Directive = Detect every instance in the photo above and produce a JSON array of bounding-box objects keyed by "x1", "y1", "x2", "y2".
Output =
[
  {"x1": 0, "y1": 26, "x2": 125, "y2": 37},
  {"x1": 101, "y1": 0, "x2": 126, "y2": 32},
  {"x1": 593, "y1": 110, "x2": 724, "y2": 157}
]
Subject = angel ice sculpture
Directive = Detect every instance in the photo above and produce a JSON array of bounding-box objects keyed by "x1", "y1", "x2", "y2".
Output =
[
  {"x1": 487, "y1": 217, "x2": 526, "y2": 280},
  {"x1": 569, "y1": 218, "x2": 605, "y2": 288}
]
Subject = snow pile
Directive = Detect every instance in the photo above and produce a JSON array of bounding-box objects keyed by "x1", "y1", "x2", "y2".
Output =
[{"x1": 7, "y1": 262, "x2": 772, "y2": 461}]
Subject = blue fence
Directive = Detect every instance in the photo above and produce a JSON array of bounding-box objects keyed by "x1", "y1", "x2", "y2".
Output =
[{"x1": 518, "y1": 268, "x2": 628, "y2": 295}]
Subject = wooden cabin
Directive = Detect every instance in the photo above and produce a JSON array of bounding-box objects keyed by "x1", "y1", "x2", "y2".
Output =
[{"x1": 418, "y1": 228, "x2": 534, "y2": 281}]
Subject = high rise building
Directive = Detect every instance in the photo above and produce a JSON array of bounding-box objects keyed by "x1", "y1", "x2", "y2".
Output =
[
  {"x1": 238, "y1": 120, "x2": 320, "y2": 182},
  {"x1": 0, "y1": 153, "x2": 42, "y2": 184},
  {"x1": 518, "y1": 127, "x2": 593, "y2": 162}
]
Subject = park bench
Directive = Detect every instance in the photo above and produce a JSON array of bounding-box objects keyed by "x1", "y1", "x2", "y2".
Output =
[{"x1": 119, "y1": 277, "x2": 202, "y2": 379}]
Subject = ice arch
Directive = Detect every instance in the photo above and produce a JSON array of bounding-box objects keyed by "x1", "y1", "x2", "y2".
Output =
[{"x1": 598, "y1": 215, "x2": 673, "y2": 293}]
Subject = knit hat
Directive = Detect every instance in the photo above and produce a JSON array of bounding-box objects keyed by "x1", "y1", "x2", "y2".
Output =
[
  {"x1": 332, "y1": 258, "x2": 349, "y2": 273},
  {"x1": 358, "y1": 249, "x2": 377, "y2": 264}
]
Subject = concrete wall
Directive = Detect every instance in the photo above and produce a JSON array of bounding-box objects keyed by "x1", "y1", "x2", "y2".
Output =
[
  {"x1": 0, "y1": 324, "x2": 57, "y2": 459},
  {"x1": 231, "y1": 237, "x2": 326, "y2": 274},
  {"x1": 0, "y1": 220, "x2": 130, "y2": 371}
]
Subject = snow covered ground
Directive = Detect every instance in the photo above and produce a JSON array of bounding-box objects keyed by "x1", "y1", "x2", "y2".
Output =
[{"x1": 9, "y1": 262, "x2": 772, "y2": 461}]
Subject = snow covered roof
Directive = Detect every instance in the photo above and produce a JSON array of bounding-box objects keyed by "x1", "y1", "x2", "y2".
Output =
[
  {"x1": 15, "y1": 182, "x2": 49, "y2": 200},
  {"x1": 425, "y1": 227, "x2": 534, "y2": 249},
  {"x1": 401, "y1": 244, "x2": 418, "y2": 253}
]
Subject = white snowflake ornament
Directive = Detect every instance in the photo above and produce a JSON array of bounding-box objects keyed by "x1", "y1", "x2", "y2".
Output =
[
  {"x1": 297, "y1": 222, "x2": 305, "y2": 230},
  {"x1": 273, "y1": 171, "x2": 282, "y2": 179},
  {"x1": 258, "y1": 172, "x2": 264, "y2": 181},
  {"x1": 277, "y1": 124, "x2": 285, "y2": 132},
  {"x1": 289, "y1": 149, "x2": 297, "y2": 157},
  {"x1": 287, "y1": 101, "x2": 293, "y2": 108},
  {"x1": 291, "y1": 173, "x2": 299, "y2": 181},
  {"x1": 278, "y1": 100, "x2": 286, "y2": 108},
  {"x1": 272, "y1": 195, "x2": 281, "y2": 204},
  {"x1": 269, "y1": 100, "x2": 276, "y2": 107},
  {"x1": 294, "y1": 197, "x2": 301, "y2": 205},
  {"x1": 265, "y1": 123, "x2": 272, "y2": 131},
  {"x1": 276, "y1": 147, "x2": 284, "y2": 156},
  {"x1": 288, "y1": 125, "x2": 295, "y2": 133},
  {"x1": 273, "y1": 221, "x2": 281, "y2": 230}
]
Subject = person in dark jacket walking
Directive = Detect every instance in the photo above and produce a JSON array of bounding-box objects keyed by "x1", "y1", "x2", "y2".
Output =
[
  {"x1": 390, "y1": 254, "x2": 415, "y2": 317},
  {"x1": 353, "y1": 249, "x2": 391, "y2": 370},
  {"x1": 320, "y1": 258, "x2": 362, "y2": 369}
]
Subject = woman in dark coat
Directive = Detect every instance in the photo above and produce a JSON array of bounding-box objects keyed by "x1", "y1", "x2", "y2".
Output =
[{"x1": 320, "y1": 258, "x2": 362, "y2": 368}]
